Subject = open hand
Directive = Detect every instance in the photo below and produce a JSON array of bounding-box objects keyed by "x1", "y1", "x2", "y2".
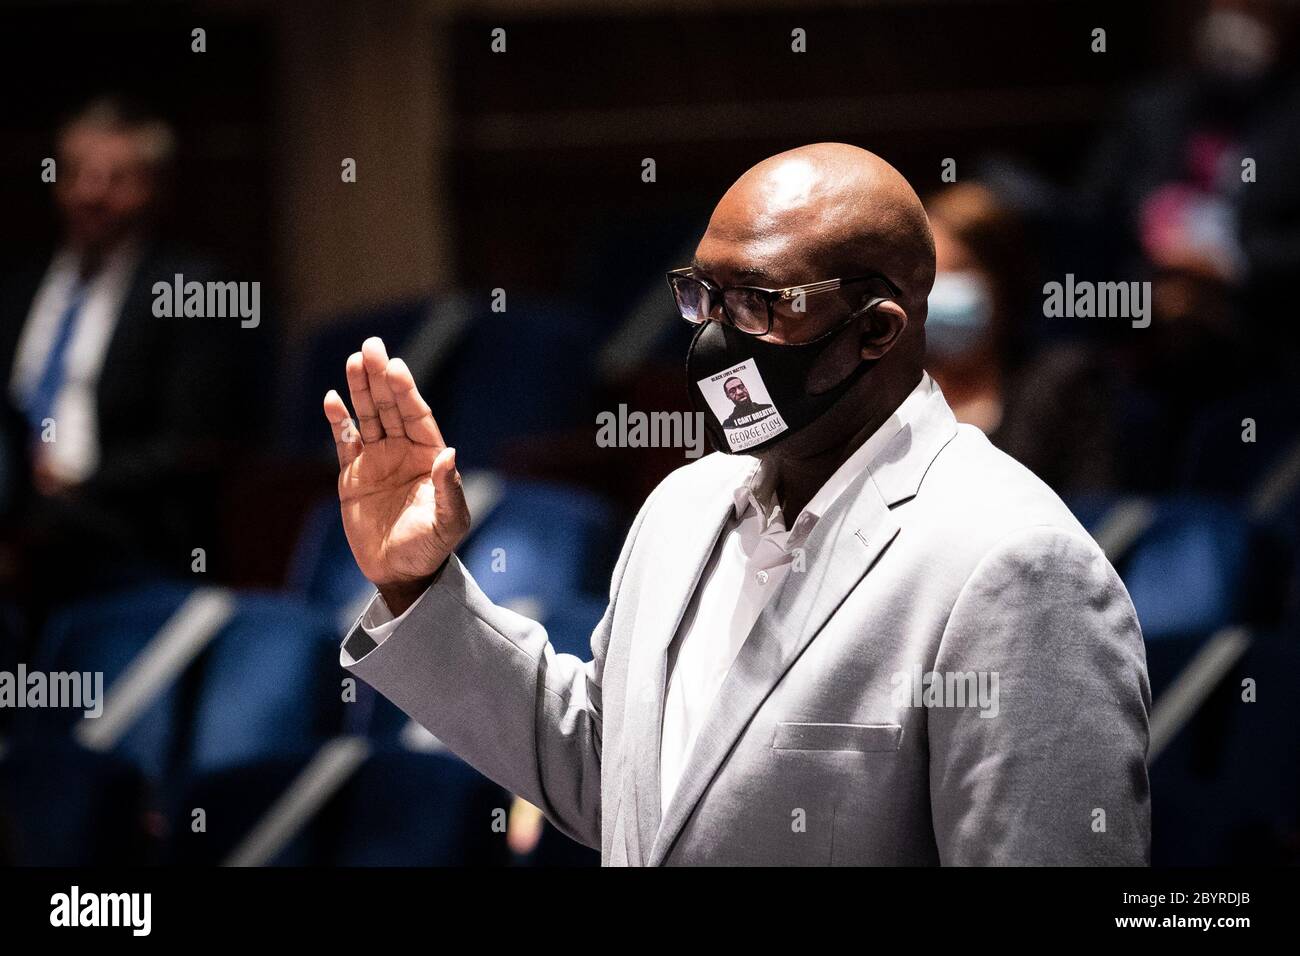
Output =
[{"x1": 322, "y1": 337, "x2": 469, "y2": 614}]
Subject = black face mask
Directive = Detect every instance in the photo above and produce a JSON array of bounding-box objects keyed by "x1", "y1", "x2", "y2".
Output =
[{"x1": 686, "y1": 309, "x2": 877, "y2": 455}]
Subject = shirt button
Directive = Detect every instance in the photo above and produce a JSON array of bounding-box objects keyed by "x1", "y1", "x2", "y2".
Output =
[{"x1": 755, "y1": 569, "x2": 770, "y2": 585}]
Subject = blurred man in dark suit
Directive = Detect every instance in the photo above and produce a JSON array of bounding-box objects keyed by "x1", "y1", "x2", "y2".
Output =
[{"x1": 0, "y1": 96, "x2": 249, "y2": 616}]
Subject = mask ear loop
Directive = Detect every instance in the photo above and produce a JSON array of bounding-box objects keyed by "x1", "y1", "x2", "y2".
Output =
[
  {"x1": 796, "y1": 294, "x2": 893, "y2": 397},
  {"x1": 849, "y1": 294, "x2": 892, "y2": 320},
  {"x1": 791, "y1": 294, "x2": 896, "y2": 351},
  {"x1": 849, "y1": 294, "x2": 901, "y2": 352}
]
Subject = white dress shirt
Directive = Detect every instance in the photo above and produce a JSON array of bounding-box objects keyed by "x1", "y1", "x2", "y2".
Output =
[
  {"x1": 361, "y1": 373, "x2": 936, "y2": 810},
  {"x1": 657, "y1": 372, "x2": 933, "y2": 808},
  {"x1": 8, "y1": 242, "x2": 141, "y2": 483}
]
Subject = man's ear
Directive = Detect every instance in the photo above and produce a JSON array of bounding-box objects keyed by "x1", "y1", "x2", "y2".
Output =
[{"x1": 858, "y1": 299, "x2": 908, "y2": 359}]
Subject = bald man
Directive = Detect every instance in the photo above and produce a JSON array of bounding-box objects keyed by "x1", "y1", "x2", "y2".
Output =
[{"x1": 325, "y1": 144, "x2": 1151, "y2": 866}]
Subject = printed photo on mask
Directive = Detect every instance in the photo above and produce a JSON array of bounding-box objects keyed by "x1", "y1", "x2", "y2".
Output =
[{"x1": 694, "y1": 360, "x2": 789, "y2": 451}]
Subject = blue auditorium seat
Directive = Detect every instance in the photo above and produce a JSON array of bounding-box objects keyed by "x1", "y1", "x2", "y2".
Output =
[
  {"x1": 1068, "y1": 494, "x2": 1254, "y2": 652},
  {"x1": 286, "y1": 477, "x2": 618, "y2": 820},
  {"x1": 1178, "y1": 385, "x2": 1300, "y2": 649},
  {"x1": 1122, "y1": 499, "x2": 1253, "y2": 645},
  {"x1": 416, "y1": 296, "x2": 597, "y2": 469},
  {"x1": 21, "y1": 583, "x2": 346, "y2": 783},
  {"x1": 284, "y1": 497, "x2": 371, "y2": 617},
  {"x1": 290, "y1": 477, "x2": 619, "y2": 622},
  {"x1": 186, "y1": 593, "x2": 343, "y2": 775},
  {"x1": 165, "y1": 752, "x2": 320, "y2": 865},
  {"x1": 275, "y1": 295, "x2": 442, "y2": 455},
  {"x1": 281, "y1": 292, "x2": 598, "y2": 469},
  {"x1": 0, "y1": 739, "x2": 151, "y2": 865},
  {"x1": 459, "y1": 479, "x2": 617, "y2": 610},
  {"x1": 165, "y1": 747, "x2": 510, "y2": 867},
  {"x1": 22, "y1": 581, "x2": 198, "y2": 779},
  {"x1": 1148, "y1": 626, "x2": 1300, "y2": 865},
  {"x1": 325, "y1": 750, "x2": 511, "y2": 866},
  {"x1": 1180, "y1": 384, "x2": 1300, "y2": 505},
  {"x1": 1070, "y1": 494, "x2": 1298, "y2": 864}
]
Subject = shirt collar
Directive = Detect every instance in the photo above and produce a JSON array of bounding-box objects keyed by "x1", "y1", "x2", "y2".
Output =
[
  {"x1": 51, "y1": 239, "x2": 143, "y2": 296},
  {"x1": 731, "y1": 372, "x2": 936, "y2": 538}
]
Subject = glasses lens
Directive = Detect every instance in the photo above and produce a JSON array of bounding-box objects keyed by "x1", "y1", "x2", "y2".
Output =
[
  {"x1": 670, "y1": 276, "x2": 708, "y2": 323},
  {"x1": 724, "y1": 288, "x2": 770, "y2": 334}
]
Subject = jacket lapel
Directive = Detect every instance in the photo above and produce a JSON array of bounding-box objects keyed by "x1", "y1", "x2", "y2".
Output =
[
  {"x1": 646, "y1": 473, "x2": 899, "y2": 866},
  {"x1": 623, "y1": 463, "x2": 744, "y2": 865},
  {"x1": 645, "y1": 380, "x2": 959, "y2": 865}
]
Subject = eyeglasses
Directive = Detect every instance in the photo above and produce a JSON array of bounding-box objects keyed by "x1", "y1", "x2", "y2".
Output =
[{"x1": 666, "y1": 267, "x2": 900, "y2": 336}]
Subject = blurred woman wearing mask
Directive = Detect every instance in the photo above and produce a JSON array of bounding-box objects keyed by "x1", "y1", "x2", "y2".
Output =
[{"x1": 923, "y1": 183, "x2": 1030, "y2": 445}]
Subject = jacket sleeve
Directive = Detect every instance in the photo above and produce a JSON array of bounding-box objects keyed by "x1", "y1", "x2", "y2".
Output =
[
  {"x1": 339, "y1": 493, "x2": 652, "y2": 849},
  {"x1": 927, "y1": 525, "x2": 1152, "y2": 865}
]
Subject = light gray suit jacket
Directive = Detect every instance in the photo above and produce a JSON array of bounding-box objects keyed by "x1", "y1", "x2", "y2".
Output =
[{"x1": 341, "y1": 382, "x2": 1151, "y2": 865}]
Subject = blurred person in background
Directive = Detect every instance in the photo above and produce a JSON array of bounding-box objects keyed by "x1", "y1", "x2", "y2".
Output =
[
  {"x1": 922, "y1": 183, "x2": 1135, "y2": 498},
  {"x1": 922, "y1": 183, "x2": 1030, "y2": 444},
  {"x1": 0, "y1": 96, "x2": 249, "y2": 634},
  {"x1": 1080, "y1": 0, "x2": 1300, "y2": 362},
  {"x1": 1001, "y1": 273, "x2": 1250, "y2": 497},
  {"x1": 1001, "y1": 0, "x2": 1297, "y2": 497}
]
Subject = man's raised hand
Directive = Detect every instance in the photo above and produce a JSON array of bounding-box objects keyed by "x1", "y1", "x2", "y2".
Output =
[{"x1": 323, "y1": 336, "x2": 469, "y2": 615}]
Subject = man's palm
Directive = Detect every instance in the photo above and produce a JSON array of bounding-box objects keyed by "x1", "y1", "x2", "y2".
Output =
[{"x1": 324, "y1": 338, "x2": 469, "y2": 595}]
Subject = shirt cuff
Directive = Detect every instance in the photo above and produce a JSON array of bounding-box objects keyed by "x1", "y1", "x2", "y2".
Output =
[{"x1": 360, "y1": 585, "x2": 430, "y2": 646}]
